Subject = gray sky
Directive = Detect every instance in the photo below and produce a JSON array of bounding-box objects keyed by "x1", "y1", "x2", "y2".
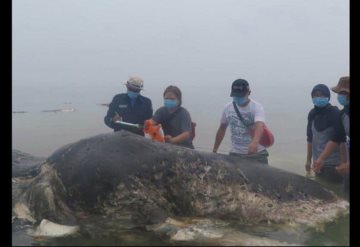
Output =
[
  {"x1": 12, "y1": 0, "x2": 349, "y2": 165},
  {"x1": 13, "y1": 0, "x2": 349, "y2": 110}
]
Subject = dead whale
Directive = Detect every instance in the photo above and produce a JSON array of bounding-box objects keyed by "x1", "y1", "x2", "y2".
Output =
[
  {"x1": 12, "y1": 131, "x2": 348, "y2": 236},
  {"x1": 12, "y1": 150, "x2": 44, "y2": 178}
]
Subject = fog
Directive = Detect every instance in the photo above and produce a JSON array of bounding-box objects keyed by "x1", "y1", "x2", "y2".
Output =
[
  {"x1": 13, "y1": 0, "x2": 349, "y2": 168},
  {"x1": 13, "y1": 0, "x2": 349, "y2": 100}
]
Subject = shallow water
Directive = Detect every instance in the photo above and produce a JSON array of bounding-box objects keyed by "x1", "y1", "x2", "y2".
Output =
[{"x1": 12, "y1": 214, "x2": 349, "y2": 246}]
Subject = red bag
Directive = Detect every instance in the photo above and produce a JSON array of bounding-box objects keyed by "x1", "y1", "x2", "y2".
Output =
[
  {"x1": 232, "y1": 102, "x2": 274, "y2": 147},
  {"x1": 250, "y1": 124, "x2": 274, "y2": 147}
]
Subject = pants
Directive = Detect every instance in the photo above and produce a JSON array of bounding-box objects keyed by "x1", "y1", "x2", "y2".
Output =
[{"x1": 316, "y1": 166, "x2": 343, "y2": 184}]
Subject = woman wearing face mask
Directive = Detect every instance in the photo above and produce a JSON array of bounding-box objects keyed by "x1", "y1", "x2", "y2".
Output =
[
  {"x1": 152, "y1": 85, "x2": 194, "y2": 149},
  {"x1": 305, "y1": 84, "x2": 346, "y2": 183}
]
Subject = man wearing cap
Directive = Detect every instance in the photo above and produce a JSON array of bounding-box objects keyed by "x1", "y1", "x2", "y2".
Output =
[
  {"x1": 104, "y1": 76, "x2": 153, "y2": 136},
  {"x1": 212, "y1": 79, "x2": 269, "y2": 164},
  {"x1": 306, "y1": 83, "x2": 346, "y2": 184}
]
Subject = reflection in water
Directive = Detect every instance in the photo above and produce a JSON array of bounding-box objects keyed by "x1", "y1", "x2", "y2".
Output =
[{"x1": 13, "y1": 214, "x2": 349, "y2": 246}]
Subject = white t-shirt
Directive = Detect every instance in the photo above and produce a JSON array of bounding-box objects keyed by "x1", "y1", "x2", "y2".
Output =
[{"x1": 220, "y1": 98, "x2": 266, "y2": 154}]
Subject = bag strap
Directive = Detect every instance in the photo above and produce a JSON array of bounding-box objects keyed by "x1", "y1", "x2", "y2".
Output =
[
  {"x1": 162, "y1": 107, "x2": 183, "y2": 126},
  {"x1": 232, "y1": 102, "x2": 252, "y2": 128}
]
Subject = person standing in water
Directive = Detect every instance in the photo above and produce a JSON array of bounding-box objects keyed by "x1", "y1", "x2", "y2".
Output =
[
  {"x1": 311, "y1": 77, "x2": 350, "y2": 198},
  {"x1": 152, "y1": 85, "x2": 194, "y2": 149},
  {"x1": 212, "y1": 79, "x2": 269, "y2": 164},
  {"x1": 332, "y1": 76, "x2": 350, "y2": 198},
  {"x1": 306, "y1": 83, "x2": 346, "y2": 183}
]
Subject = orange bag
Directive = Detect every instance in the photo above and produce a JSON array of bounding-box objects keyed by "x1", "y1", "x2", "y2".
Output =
[{"x1": 143, "y1": 119, "x2": 165, "y2": 143}]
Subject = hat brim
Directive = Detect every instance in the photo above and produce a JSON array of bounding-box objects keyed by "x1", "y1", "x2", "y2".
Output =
[
  {"x1": 331, "y1": 86, "x2": 349, "y2": 94},
  {"x1": 124, "y1": 82, "x2": 144, "y2": 91}
]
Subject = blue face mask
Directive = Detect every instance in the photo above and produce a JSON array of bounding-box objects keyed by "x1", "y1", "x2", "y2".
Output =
[
  {"x1": 337, "y1": 94, "x2": 349, "y2": 106},
  {"x1": 312, "y1": 97, "x2": 329, "y2": 107},
  {"x1": 164, "y1": 99, "x2": 178, "y2": 109},
  {"x1": 127, "y1": 91, "x2": 139, "y2": 99},
  {"x1": 233, "y1": 96, "x2": 248, "y2": 106}
]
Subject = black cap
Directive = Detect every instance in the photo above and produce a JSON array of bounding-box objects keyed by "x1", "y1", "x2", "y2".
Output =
[{"x1": 230, "y1": 79, "x2": 250, "y2": 97}]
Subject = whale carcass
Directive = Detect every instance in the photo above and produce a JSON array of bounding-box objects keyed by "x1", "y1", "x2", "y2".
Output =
[{"x1": 12, "y1": 131, "x2": 348, "y2": 237}]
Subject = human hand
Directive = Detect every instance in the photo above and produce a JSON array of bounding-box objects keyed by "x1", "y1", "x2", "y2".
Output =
[
  {"x1": 112, "y1": 113, "x2": 122, "y2": 122},
  {"x1": 248, "y1": 141, "x2": 258, "y2": 154},
  {"x1": 336, "y1": 162, "x2": 349, "y2": 175},
  {"x1": 312, "y1": 158, "x2": 324, "y2": 173},
  {"x1": 164, "y1": 135, "x2": 173, "y2": 143}
]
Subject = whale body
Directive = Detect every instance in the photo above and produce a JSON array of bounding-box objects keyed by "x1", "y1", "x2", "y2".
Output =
[{"x1": 12, "y1": 131, "x2": 348, "y2": 232}]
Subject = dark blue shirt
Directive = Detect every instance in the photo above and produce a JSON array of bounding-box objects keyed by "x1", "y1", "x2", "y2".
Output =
[{"x1": 104, "y1": 93, "x2": 153, "y2": 135}]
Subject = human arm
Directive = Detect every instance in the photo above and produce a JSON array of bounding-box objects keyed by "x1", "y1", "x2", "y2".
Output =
[
  {"x1": 305, "y1": 142, "x2": 312, "y2": 172},
  {"x1": 336, "y1": 143, "x2": 349, "y2": 175},
  {"x1": 313, "y1": 107, "x2": 346, "y2": 173},
  {"x1": 313, "y1": 140, "x2": 347, "y2": 173},
  {"x1": 165, "y1": 131, "x2": 191, "y2": 144},
  {"x1": 312, "y1": 141, "x2": 339, "y2": 173},
  {"x1": 164, "y1": 108, "x2": 192, "y2": 144},
  {"x1": 248, "y1": 121, "x2": 265, "y2": 154},
  {"x1": 336, "y1": 162, "x2": 349, "y2": 175},
  {"x1": 339, "y1": 142, "x2": 348, "y2": 164},
  {"x1": 248, "y1": 103, "x2": 265, "y2": 154},
  {"x1": 305, "y1": 111, "x2": 314, "y2": 172},
  {"x1": 213, "y1": 123, "x2": 227, "y2": 153},
  {"x1": 104, "y1": 96, "x2": 122, "y2": 129}
]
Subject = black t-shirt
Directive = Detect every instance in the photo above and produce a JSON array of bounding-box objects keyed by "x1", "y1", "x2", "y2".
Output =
[{"x1": 306, "y1": 104, "x2": 346, "y2": 143}]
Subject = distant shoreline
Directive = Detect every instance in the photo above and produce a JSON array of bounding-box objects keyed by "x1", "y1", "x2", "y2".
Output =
[{"x1": 12, "y1": 111, "x2": 27, "y2": 114}]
